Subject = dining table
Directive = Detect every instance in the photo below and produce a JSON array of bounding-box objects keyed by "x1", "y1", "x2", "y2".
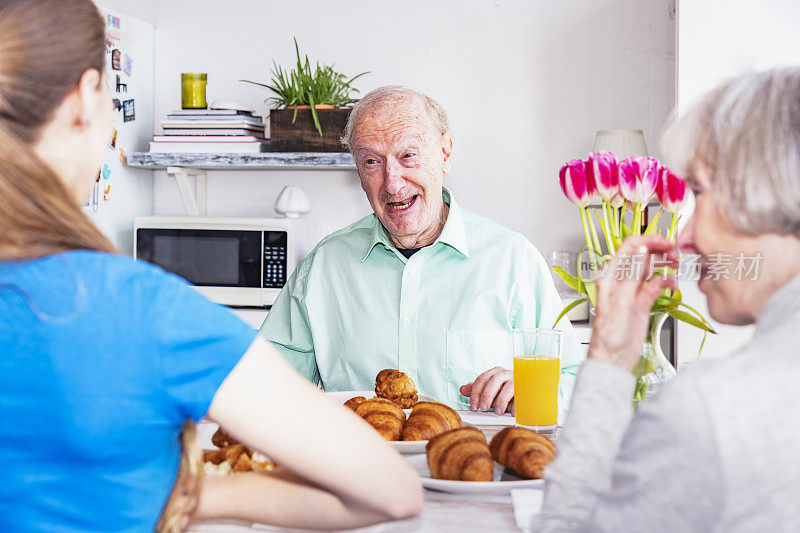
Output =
[{"x1": 189, "y1": 411, "x2": 549, "y2": 533}]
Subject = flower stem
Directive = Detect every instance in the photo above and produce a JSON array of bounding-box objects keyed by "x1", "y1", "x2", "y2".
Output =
[
  {"x1": 667, "y1": 212, "x2": 679, "y2": 243},
  {"x1": 602, "y1": 201, "x2": 615, "y2": 255},
  {"x1": 632, "y1": 202, "x2": 642, "y2": 236},
  {"x1": 580, "y1": 208, "x2": 598, "y2": 269},
  {"x1": 588, "y1": 208, "x2": 603, "y2": 255}
]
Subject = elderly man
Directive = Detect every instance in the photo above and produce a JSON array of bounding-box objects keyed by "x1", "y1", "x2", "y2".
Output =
[{"x1": 259, "y1": 86, "x2": 583, "y2": 413}]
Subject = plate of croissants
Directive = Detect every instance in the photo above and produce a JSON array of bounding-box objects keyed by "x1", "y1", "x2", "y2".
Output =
[
  {"x1": 404, "y1": 426, "x2": 555, "y2": 494},
  {"x1": 331, "y1": 369, "x2": 473, "y2": 454}
]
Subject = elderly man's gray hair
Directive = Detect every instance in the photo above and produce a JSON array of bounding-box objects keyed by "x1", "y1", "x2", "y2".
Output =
[
  {"x1": 341, "y1": 85, "x2": 450, "y2": 152},
  {"x1": 662, "y1": 67, "x2": 800, "y2": 236}
]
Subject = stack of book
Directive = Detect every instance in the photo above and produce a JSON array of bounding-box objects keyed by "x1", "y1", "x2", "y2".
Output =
[{"x1": 150, "y1": 109, "x2": 268, "y2": 153}]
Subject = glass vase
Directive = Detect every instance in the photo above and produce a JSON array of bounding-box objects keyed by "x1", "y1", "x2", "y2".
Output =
[{"x1": 632, "y1": 312, "x2": 676, "y2": 408}]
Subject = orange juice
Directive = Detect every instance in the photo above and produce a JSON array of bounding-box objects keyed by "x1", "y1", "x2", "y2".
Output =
[{"x1": 514, "y1": 356, "x2": 560, "y2": 428}]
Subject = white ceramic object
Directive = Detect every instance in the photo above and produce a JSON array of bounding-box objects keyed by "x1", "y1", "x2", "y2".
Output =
[{"x1": 275, "y1": 185, "x2": 311, "y2": 218}]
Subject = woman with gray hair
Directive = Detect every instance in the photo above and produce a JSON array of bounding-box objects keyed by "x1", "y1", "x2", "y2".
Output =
[{"x1": 533, "y1": 67, "x2": 800, "y2": 531}]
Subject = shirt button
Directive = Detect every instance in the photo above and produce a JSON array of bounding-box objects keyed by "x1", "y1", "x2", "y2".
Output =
[
  {"x1": 407, "y1": 267, "x2": 416, "y2": 276},
  {"x1": 403, "y1": 317, "x2": 411, "y2": 325}
]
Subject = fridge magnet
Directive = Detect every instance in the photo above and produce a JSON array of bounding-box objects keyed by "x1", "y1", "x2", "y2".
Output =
[
  {"x1": 106, "y1": 15, "x2": 121, "y2": 41},
  {"x1": 110, "y1": 128, "x2": 117, "y2": 148},
  {"x1": 112, "y1": 98, "x2": 122, "y2": 112},
  {"x1": 102, "y1": 164, "x2": 111, "y2": 180},
  {"x1": 115, "y1": 75, "x2": 127, "y2": 93},
  {"x1": 103, "y1": 184, "x2": 111, "y2": 201},
  {"x1": 123, "y1": 54, "x2": 133, "y2": 77},
  {"x1": 122, "y1": 99, "x2": 135, "y2": 122},
  {"x1": 111, "y1": 49, "x2": 121, "y2": 70},
  {"x1": 119, "y1": 148, "x2": 125, "y2": 163}
]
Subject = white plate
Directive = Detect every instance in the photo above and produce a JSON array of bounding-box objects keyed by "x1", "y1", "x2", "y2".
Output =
[
  {"x1": 328, "y1": 390, "x2": 455, "y2": 454},
  {"x1": 406, "y1": 454, "x2": 544, "y2": 494}
]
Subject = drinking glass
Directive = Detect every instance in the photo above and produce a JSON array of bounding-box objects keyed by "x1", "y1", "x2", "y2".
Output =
[{"x1": 513, "y1": 328, "x2": 562, "y2": 431}]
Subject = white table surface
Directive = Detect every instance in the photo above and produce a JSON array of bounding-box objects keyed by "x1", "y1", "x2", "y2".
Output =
[{"x1": 189, "y1": 412, "x2": 544, "y2": 533}]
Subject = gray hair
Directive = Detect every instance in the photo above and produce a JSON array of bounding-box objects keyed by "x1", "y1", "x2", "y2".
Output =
[
  {"x1": 661, "y1": 67, "x2": 800, "y2": 236},
  {"x1": 341, "y1": 85, "x2": 450, "y2": 152}
]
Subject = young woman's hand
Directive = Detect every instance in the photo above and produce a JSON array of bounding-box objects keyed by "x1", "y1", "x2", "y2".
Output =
[{"x1": 202, "y1": 338, "x2": 423, "y2": 528}]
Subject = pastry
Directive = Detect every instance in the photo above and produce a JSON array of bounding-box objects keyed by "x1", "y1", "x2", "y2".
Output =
[
  {"x1": 344, "y1": 396, "x2": 367, "y2": 410},
  {"x1": 355, "y1": 397, "x2": 407, "y2": 441},
  {"x1": 489, "y1": 427, "x2": 556, "y2": 479},
  {"x1": 203, "y1": 431, "x2": 278, "y2": 474},
  {"x1": 425, "y1": 427, "x2": 493, "y2": 482},
  {"x1": 375, "y1": 369, "x2": 418, "y2": 409},
  {"x1": 402, "y1": 401, "x2": 462, "y2": 441},
  {"x1": 211, "y1": 427, "x2": 237, "y2": 448}
]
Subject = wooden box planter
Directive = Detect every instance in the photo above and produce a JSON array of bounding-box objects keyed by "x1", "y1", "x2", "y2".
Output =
[{"x1": 269, "y1": 106, "x2": 351, "y2": 152}]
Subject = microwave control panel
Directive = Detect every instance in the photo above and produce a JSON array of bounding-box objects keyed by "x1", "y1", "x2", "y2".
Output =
[{"x1": 263, "y1": 231, "x2": 288, "y2": 289}]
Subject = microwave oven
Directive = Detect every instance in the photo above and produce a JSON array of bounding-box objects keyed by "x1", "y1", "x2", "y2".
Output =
[{"x1": 134, "y1": 216, "x2": 299, "y2": 308}]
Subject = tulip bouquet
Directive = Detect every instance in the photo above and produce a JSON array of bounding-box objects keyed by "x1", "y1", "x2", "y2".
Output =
[{"x1": 555, "y1": 151, "x2": 715, "y2": 404}]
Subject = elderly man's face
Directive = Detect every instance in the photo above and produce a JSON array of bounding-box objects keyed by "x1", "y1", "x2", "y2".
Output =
[{"x1": 353, "y1": 99, "x2": 452, "y2": 249}]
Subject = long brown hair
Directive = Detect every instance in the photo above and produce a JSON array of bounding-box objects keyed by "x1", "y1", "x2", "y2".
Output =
[
  {"x1": 1, "y1": 2, "x2": 202, "y2": 529},
  {"x1": 0, "y1": 0, "x2": 116, "y2": 260}
]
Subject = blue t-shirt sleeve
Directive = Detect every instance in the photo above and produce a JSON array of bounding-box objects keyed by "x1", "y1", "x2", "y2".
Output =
[{"x1": 148, "y1": 271, "x2": 257, "y2": 423}]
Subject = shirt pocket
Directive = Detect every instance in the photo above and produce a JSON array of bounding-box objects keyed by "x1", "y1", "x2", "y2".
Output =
[{"x1": 445, "y1": 330, "x2": 513, "y2": 406}]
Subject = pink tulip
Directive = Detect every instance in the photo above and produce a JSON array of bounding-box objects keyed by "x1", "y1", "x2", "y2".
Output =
[
  {"x1": 619, "y1": 156, "x2": 660, "y2": 205},
  {"x1": 657, "y1": 167, "x2": 688, "y2": 214},
  {"x1": 559, "y1": 159, "x2": 594, "y2": 208},
  {"x1": 587, "y1": 151, "x2": 619, "y2": 202}
]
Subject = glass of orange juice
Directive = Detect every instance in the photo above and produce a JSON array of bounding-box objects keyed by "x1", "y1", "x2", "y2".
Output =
[{"x1": 513, "y1": 328, "x2": 562, "y2": 432}]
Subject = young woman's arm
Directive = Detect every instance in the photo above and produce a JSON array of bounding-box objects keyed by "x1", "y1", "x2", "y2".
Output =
[
  {"x1": 193, "y1": 470, "x2": 397, "y2": 530},
  {"x1": 201, "y1": 337, "x2": 423, "y2": 525}
]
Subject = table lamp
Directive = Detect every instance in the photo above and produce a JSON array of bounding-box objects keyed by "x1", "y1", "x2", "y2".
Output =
[{"x1": 592, "y1": 129, "x2": 648, "y2": 157}]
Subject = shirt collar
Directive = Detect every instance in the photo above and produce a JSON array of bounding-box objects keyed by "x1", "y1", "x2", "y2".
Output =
[{"x1": 361, "y1": 187, "x2": 470, "y2": 262}]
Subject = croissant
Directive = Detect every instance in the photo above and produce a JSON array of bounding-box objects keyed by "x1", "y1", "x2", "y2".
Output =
[
  {"x1": 402, "y1": 401, "x2": 462, "y2": 441},
  {"x1": 211, "y1": 427, "x2": 237, "y2": 448},
  {"x1": 375, "y1": 369, "x2": 418, "y2": 409},
  {"x1": 344, "y1": 396, "x2": 367, "y2": 410},
  {"x1": 425, "y1": 427, "x2": 493, "y2": 482},
  {"x1": 489, "y1": 427, "x2": 556, "y2": 479},
  {"x1": 355, "y1": 398, "x2": 407, "y2": 441}
]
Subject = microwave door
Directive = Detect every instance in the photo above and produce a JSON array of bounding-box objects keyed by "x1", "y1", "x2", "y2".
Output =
[{"x1": 136, "y1": 228, "x2": 264, "y2": 307}]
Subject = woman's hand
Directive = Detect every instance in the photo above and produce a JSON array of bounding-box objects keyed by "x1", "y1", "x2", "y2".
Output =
[
  {"x1": 588, "y1": 235, "x2": 679, "y2": 372},
  {"x1": 203, "y1": 338, "x2": 423, "y2": 528}
]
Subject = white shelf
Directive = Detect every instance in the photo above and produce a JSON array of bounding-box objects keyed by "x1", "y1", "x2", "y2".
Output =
[{"x1": 126, "y1": 151, "x2": 356, "y2": 170}]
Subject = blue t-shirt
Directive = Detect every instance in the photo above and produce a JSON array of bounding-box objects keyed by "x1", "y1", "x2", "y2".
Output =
[{"x1": 0, "y1": 251, "x2": 257, "y2": 532}]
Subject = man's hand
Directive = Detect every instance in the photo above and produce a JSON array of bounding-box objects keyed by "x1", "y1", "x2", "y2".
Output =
[{"x1": 459, "y1": 366, "x2": 515, "y2": 415}]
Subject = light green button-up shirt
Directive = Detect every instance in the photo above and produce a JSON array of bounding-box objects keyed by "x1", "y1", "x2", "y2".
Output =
[{"x1": 260, "y1": 189, "x2": 584, "y2": 411}]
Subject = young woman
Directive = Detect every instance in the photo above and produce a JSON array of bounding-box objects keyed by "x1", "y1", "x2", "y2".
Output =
[{"x1": 0, "y1": 1, "x2": 422, "y2": 531}]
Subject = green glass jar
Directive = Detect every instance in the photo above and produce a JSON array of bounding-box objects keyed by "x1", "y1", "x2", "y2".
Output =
[{"x1": 181, "y1": 73, "x2": 207, "y2": 109}]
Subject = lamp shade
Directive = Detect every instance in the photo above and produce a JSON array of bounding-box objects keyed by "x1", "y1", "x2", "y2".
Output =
[{"x1": 593, "y1": 129, "x2": 648, "y2": 158}]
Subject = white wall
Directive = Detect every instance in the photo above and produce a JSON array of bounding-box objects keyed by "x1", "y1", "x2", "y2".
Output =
[
  {"x1": 675, "y1": 0, "x2": 800, "y2": 366},
  {"x1": 98, "y1": 0, "x2": 156, "y2": 24},
  {"x1": 146, "y1": 0, "x2": 675, "y2": 252}
]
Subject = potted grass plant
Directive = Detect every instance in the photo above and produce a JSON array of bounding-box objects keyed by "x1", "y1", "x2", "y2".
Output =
[{"x1": 242, "y1": 38, "x2": 368, "y2": 152}]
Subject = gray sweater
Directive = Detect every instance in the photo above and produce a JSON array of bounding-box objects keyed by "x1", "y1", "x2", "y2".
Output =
[{"x1": 533, "y1": 275, "x2": 800, "y2": 532}]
